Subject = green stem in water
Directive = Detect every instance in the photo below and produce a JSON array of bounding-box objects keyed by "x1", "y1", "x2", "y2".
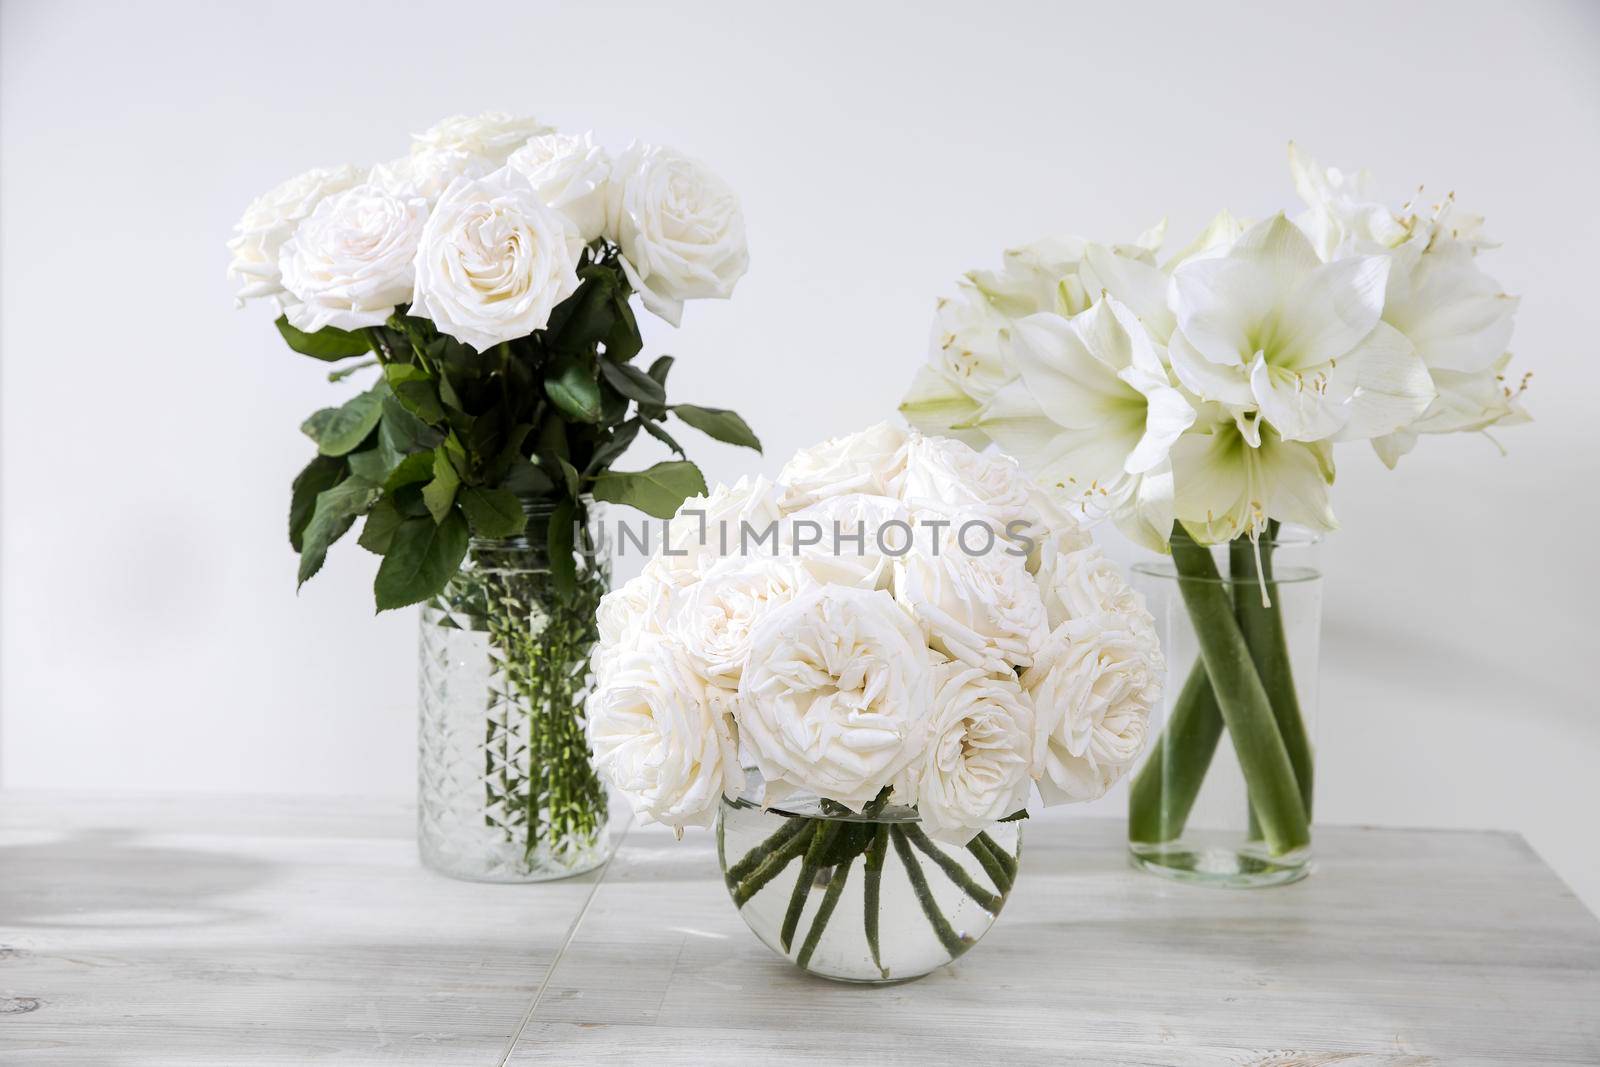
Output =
[
  {"x1": 781, "y1": 821, "x2": 840, "y2": 952},
  {"x1": 975, "y1": 832, "x2": 1017, "y2": 888},
  {"x1": 864, "y1": 825, "x2": 888, "y2": 979},
  {"x1": 891, "y1": 827, "x2": 970, "y2": 959},
  {"x1": 796, "y1": 854, "x2": 854, "y2": 970},
  {"x1": 1127, "y1": 659, "x2": 1225, "y2": 844},
  {"x1": 724, "y1": 817, "x2": 809, "y2": 888},
  {"x1": 903, "y1": 826, "x2": 1002, "y2": 912},
  {"x1": 1170, "y1": 525, "x2": 1309, "y2": 855},
  {"x1": 966, "y1": 836, "x2": 1011, "y2": 894},
  {"x1": 731, "y1": 821, "x2": 816, "y2": 907}
]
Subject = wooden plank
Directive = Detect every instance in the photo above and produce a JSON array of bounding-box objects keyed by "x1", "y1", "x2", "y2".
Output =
[
  {"x1": 0, "y1": 792, "x2": 607, "y2": 1065},
  {"x1": 508, "y1": 819, "x2": 1600, "y2": 1066}
]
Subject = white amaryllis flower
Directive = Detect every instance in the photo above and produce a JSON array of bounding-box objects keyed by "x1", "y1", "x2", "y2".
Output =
[
  {"x1": 898, "y1": 281, "x2": 1014, "y2": 446},
  {"x1": 226, "y1": 164, "x2": 365, "y2": 304},
  {"x1": 893, "y1": 522, "x2": 1048, "y2": 673},
  {"x1": 1288, "y1": 142, "x2": 1411, "y2": 261},
  {"x1": 778, "y1": 493, "x2": 910, "y2": 590},
  {"x1": 737, "y1": 586, "x2": 932, "y2": 810},
  {"x1": 410, "y1": 168, "x2": 584, "y2": 351},
  {"x1": 1035, "y1": 545, "x2": 1153, "y2": 633},
  {"x1": 898, "y1": 432, "x2": 1037, "y2": 534},
  {"x1": 908, "y1": 663, "x2": 1036, "y2": 844},
  {"x1": 607, "y1": 143, "x2": 749, "y2": 326},
  {"x1": 593, "y1": 569, "x2": 676, "y2": 681},
  {"x1": 777, "y1": 421, "x2": 910, "y2": 511},
  {"x1": 276, "y1": 184, "x2": 427, "y2": 333},
  {"x1": 1373, "y1": 352, "x2": 1531, "y2": 467},
  {"x1": 410, "y1": 111, "x2": 554, "y2": 167},
  {"x1": 976, "y1": 298, "x2": 1194, "y2": 551},
  {"x1": 1167, "y1": 214, "x2": 1434, "y2": 445},
  {"x1": 968, "y1": 235, "x2": 1093, "y2": 318},
  {"x1": 668, "y1": 556, "x2": 816, "y2": 690},
  {"x1": 1170, "y1": 411, "x2": 1337, "y2": 542},
  {"x1": 1025, "y1": 615, "x2": 1162, "y2": 805},
  {"x1": 587, "y1": 634, "x2": 741, "y2": 830},
  {"x1": 650, "y1": 475, "x2": 784, "y2": 588},
  {"x1": 507, "y1": 132, "x2": 612, "y2": 243}
]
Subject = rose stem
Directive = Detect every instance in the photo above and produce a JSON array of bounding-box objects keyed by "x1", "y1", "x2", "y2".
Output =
[
  {"x1": 796, "y1": 854, "x2": 854, "y2": 970},
  {"x1": 1170, "y1": 524, "x2": 1309, "y2": 855},
  {"x1": 732, "y1": 822, "x2": 817, "y2": 908},
  {"x1": 724, "y1": 817, "x2": 809, "y2": 887},
  {"x1": 965, "y1": 837, "x2": 1010, "y2": 894},
  {"x1": 1228, "y1": 521, "x2": 1313, "y2": 830},
  {"x1": 781, "y1": 821, "x2": 841, "y2": 953},
  {"x1": 1127, "y1": 660, "x2": 1225, "y2": 843},
  {"x1": 864, "y1": 825, "x2": 888, "y2": 979},
  {"x1": 974, "y1": 832, "x2": 1017, "y2": 886},
  {"x1": 901, "y1": 826, "x2": 1002, "y2": 912},
  {"x1": 891, "y1": 827, "x2": 970, "y2": 959}
]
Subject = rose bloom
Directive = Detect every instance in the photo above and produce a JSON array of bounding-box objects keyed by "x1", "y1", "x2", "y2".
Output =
[
  {"x1": 507, "y1": 132, "x2": 612, "y2": 243},
  {"x1": 777, "y1": 421, "x2": 911, "y2": 511},
  {"x1": 1025, "y1": 615, "x2": 1163, "y2": 804},
  {"x1": 899, "y1": 431, "x2": 1038, "y2": 532},
  {"x1": 607, "y1": 142, "x2": 749, "y2": 326},
  {"x1": 778, "y1": 492, "x2": 910, "y2": 591},
  {"x1": 907, "y1": 663, "x2": 1036, "y2": 844},
  {"x1": 649, "y1": 475, "x2": 784, "y2": 589},
  {"x1": 593, "y1": 570, "x2": 676, "y2": 682},
  {"x1": 587, "y1": 633, "x2": 742, "y2": 830},
  {"x1": 737, "y1": 585, "x2": 932, "y2": 810},
  {"x1": 409, "y1": 111, "x2": 553, "y2": 166},
  {"x1": 1034, "y1": 544, "x2": 1152, "y2": 632},
  {"x1": 277, "y1": 183, "x2": 427, "y2": 333},
  {"x1": 668, "y1": 556, "x2": 816, "y2": 691},
  {"x1": 227, "y1": 164, "x2": 365, "y2": 304},
  {"x1": 893, "y1": 522, "x2": 1048, "y2": 674},
  {"x1": 410, "y1": 167, "x2": 584, "y2": 351},
  {"x1": 370, "y1": 149, "x2": 495, "y2": 205}
]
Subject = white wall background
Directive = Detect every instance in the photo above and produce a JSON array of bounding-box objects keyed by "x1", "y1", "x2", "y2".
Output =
[{"x1": 3, "y1": 0, "x2": 1597, "y2": 908}]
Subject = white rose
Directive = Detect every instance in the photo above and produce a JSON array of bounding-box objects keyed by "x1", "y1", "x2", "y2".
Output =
[
  {"x1": 592, "y1": 570, "x2": 675, "y2": 682},
  {"x1": 370, "y1": 149, "x2": 495, "y2": 204},
  {"x1": 778, "y1": 493, "x2": 910, "y2": 590},
  {"x1": 1024, "y1": 616, "x2": 1163, "y2": 804},
  {"x1": 587, "y1": 634, "x2": 742, "y2": 830},
  {"x1": 410, "y1": 168, "x2": 584, "y2": 350},
  {"x1": 226, "y1": 164, "x2": 365, "y2": 304},
  {"x1": 410, "y1": 111, "x2": 554, "y2": 166},
  {"x1": 909, "y1": 663, "x2": 1036, "y2": 844},
  {"x1": 893, "y1": 523, "x2": 1048, "y2": 673},
  {"x1": 1034, "y1": 545, "x2": 1152, "y2": 633},
  {"x1": 1023, "y1": 512, "x2": 1095, "y2": 577},
  {"x1": 607, "y1": 142, "x2": 749, "y2": 326},
  {"x1": 899, "y1": 432, "x2": 1036, "y2": 532},
  {"x1": 650, "y1": 475, "x2": 784, "y2": 588},
  {"x1": 507, "y1": 132, "x2": 612, "y2": 243},
  {"x1": 669, "y1": 556, "x2": 816, "y2": 690},
  {"x1": 276, "y1": 183, "x2": 427, "y2": 333},
  {"x1": 737, "y1": 586, "x2": 933, "y2": 810},
  {"x1": 777, "y1": 422, "x2": 910, "y2": 511}
]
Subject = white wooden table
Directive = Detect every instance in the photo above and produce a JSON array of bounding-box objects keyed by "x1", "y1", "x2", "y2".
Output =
[{"x1": 2, "y1": 794, "x2": 1597, "y2": 1065}]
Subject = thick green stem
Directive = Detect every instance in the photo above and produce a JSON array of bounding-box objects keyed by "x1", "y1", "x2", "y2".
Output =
[
  {"x1": 966, "y1": 836, "x2": 1011, "y2": 894},
  {"x1": 902, "y1": 825, "x2": 1002, "y2": 913},
  {"x1": 724, "y1": 817, "x2": 808, "y2": 887},
  {"x1": 864, "y1": 825, "x2": 888, "y2": 979},
  {"x1": 1127, "y1": 659, "x2": 1225, "y2": 844},
  {"x1": 975, "y1": 832, "x2": 1017, "y2": 888},
  {"x1": 1170, "y1": 527, "x2": 1309, "y2": 855},
  {"x1": 781, "y1": 821, "x2": 840, "y2": 952},
  {"x1": 796, "y1": 855, "x2": 854, "y2": 970},
  {"x1": 732, "y1": 822, "x2": 816, "y2": 907},
  {"x1": 891, "y1": 827, "x2": 970, "y2": 959}
]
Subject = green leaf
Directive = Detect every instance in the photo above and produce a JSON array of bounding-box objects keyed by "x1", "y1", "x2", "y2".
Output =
[
  {"x1": 297, "y1": 478, "x2": 380, "y2": 587},
  {"x1": 328, "y1": 359, "x2": 378, "y2": 383},
  {"x1": 383, "y1": 450, "x2": 436, "y2": 493},
  {"x1": 459, "y1": 486, "x2": 528, "y2": 539},
  {"x1": 378, "y1": 395, "x2": 443, "y2": 464},
  {"x1": 598, "y1": 358, "x2": 666, "y2": 407},
  {"x1": 373, "y1": 511, "x2": 469, "y2": 611},
  {"x1": 289, "y1": 454, "x2": 345, "y2": 552},
  {"x1": 557, "y1": 270, "x2": 617, "y2": 351},
  {"x1": 422, "y1": 448, "x2": 461, "y2": 524},
  {"x1": 384, "y1": 363, "x2": 447, "y2": 425},
  {"x1": 346, "y1": 447, "x2": 391, "y2": 484},
  {"x1": 672, "y1": 404, "x2": 762, "y2": 452},
  {"x1": 276, "y1": 316, "x2": 372, "y2": 360},
  {"x1": 544, "y1": 354, "x2": 603, "y2": 423},
  {"x1": 357, "y1": 496, "x2": 404, "y2": 554},
  {"x1": 557, "y1": 457, "x2": 582, "y2": 498},
  {"x1": 640, "y1": 418, "x2": 686, "y2": 457},
  {"x1": 646, "y1": 355, "x2": 675, "y2": 386},
  {"x1": 591, "y1": 460, "x2": 707, "y2": 519},
  {"x1": 547, "y1": 498, "x2": 576, "y2": 598},
  {"x1": 502, "y1": 458, "x2": 554, "y2": 496},
  {"x1": 586, "y1": 418, "x2": 642, "y2": 474},
  {"x1": 604, "y1": 295, "x2": 642, "y2": 362},
  {"x1": 302, "y1": 387, "x2": 385, "y2": 457}
]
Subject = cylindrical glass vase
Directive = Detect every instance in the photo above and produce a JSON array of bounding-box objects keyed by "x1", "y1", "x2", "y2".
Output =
[
  {"x1": 418, "y1": 499, "x2": 614, "y2": 883},
  {"x1": 718, "y1": 794, "x2": 1021, "y2": 983},
  {"x1": 1127, "y1": 525, "x2": 1321, "y2": 887}
]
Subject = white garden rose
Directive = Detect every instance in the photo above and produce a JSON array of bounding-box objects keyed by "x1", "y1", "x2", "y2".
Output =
[
  {"x1": 226, "y1": 164, "x2": 365, "y2": 304},
  {"x1": 593, "y1": 570, "x2": 676, "y2": 681},
  {"x1": 607, "y1": 143, "x2": 749, "y2": 326},
  {"x1": 668, "y1": 556, "x2": 816, "y2": 691},
  {"x1": 650, "y1": 475, "x2": 784, "y2": 588},
  {"x1": 1034, "y1": 545, "x2": 1152, "y2": 633},
  {"x1": 276, "y1": 183, "x2": 426, "y2": 332},
  {"x1": 507, "y1": 132, "x2": 612, "y2": 243},
  {"x1": 779, "y1": 493, "x2": 910, "y2": 590},
  {"x1": 893, "y1": 523, "x2": 1048, "y2": 674},
  {"x1": 909, "y1": 663, "x2": 1036, "y2": 844},
  {"x1": 370, "y1": 149, "x2": 495, "y2": 204},
  {"x1": 737, "y1": 586, "x2": 933, "y2": 810},
  {"x1": 1025, "y1": 616, "x2": 1162, "y2": 804},
  {"x1": 587, "y1": 633, "x2": 741, "y2": 830},
  {"x1": 410, "y1": 111, "x2": 553, "y2": 166},
  {"x1": 410, "y1": 168, "x2": 584, "y2": 351},
  {"x1": 898, "y1": 432, "x2": 1036, "y2": 532},
  {"x1": 777, "y1": 422, "x2": 910, "y2": 511}
]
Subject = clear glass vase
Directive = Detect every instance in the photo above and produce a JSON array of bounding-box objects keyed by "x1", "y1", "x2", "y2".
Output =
[
  {"x1": 417, "y1": 499, "x2": 613, "y2": 883},
  {"x1": 717, "y1": 792, "x2": 1021, "y2": 983},
  {"x1": 1127, "y1": 525, "x2": 1321, "y2": 887}
]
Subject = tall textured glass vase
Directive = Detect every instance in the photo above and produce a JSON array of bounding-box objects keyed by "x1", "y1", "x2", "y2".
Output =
[
  {"x1": 1127, "y1": 524, "x2": 1321, "y2": 888},
  {"x1": 418, "y1": 499, "x2": 614, "y2": 883}
]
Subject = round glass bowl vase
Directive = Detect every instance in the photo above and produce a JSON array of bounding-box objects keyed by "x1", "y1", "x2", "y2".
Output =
[{"x1": 717, "y1": 794, "x2": 1022, "y2": 983}]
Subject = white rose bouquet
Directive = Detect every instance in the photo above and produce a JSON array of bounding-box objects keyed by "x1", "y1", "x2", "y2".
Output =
[
  {"x1": 900, "y1": 144, "x2": 1529, "y2": 862},
  {"x1": 586, "y1": 422, "x2": 1163, "y2": 968},
  {"x1": 229, "y1": 111, "x2": 758, "y2": 873}
]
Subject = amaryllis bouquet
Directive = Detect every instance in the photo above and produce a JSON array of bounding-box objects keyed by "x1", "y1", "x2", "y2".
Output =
[{"x1": 585, "y1": 422, "x2": 1162, "y2": 973}]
